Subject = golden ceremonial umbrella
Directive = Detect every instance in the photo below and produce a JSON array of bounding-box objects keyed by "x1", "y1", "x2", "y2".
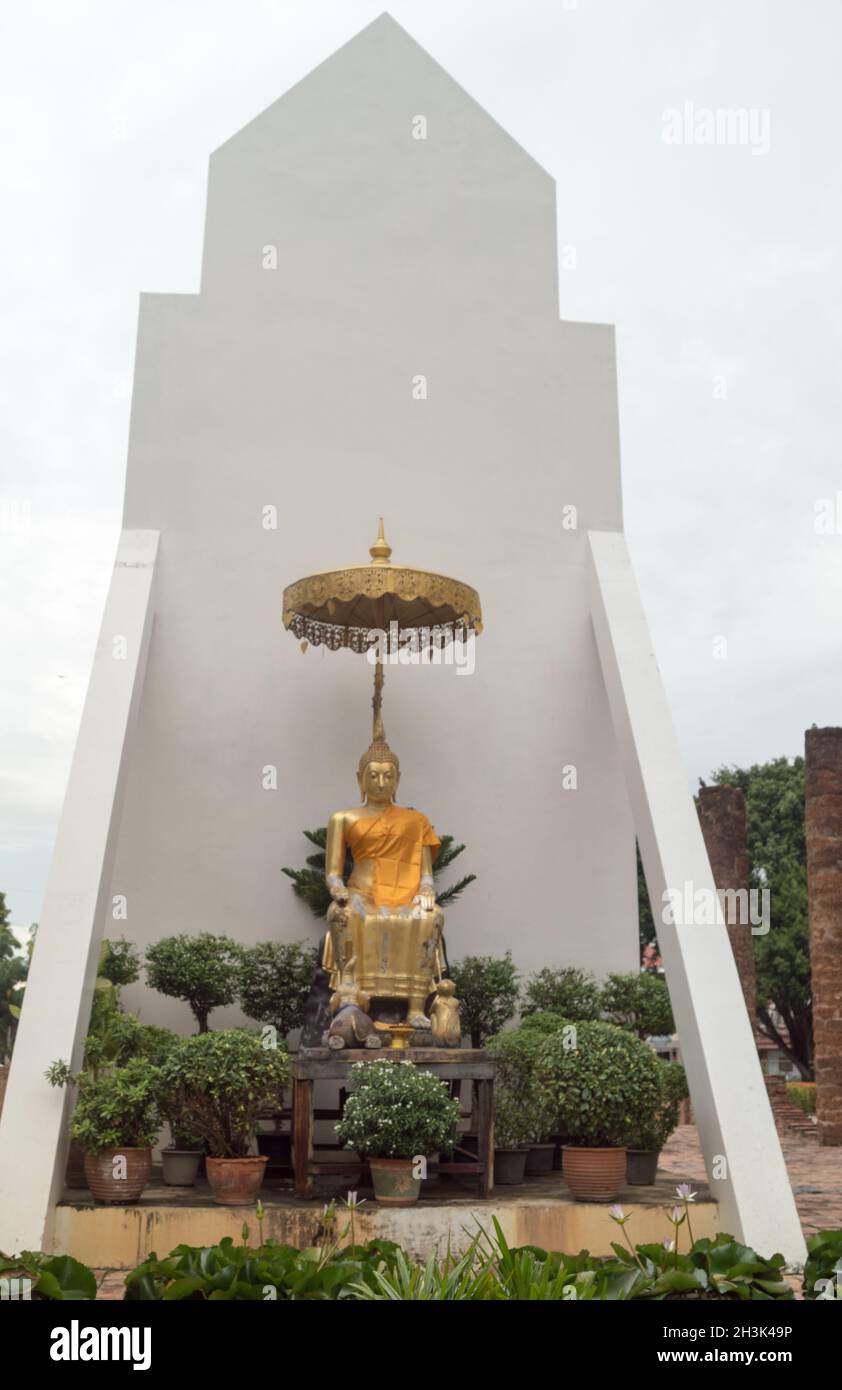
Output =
[{"x1": 282, "y1": 518, "x2": 483, "y2": 717}]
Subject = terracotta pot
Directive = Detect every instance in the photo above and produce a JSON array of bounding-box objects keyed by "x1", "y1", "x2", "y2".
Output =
[
  {"x1": 626, "y1": 1149, "x2": 660, "y2": 1186},
  {"x1": 369, "y1": 1157, "x2": 421, "y2": 1206},
  {"x1": 162, "y1": 1149, "x2": 202, "y2": 1187},
  {"x1": 206, "y1": 1155, "x2": 268, "y2": 1205},
  {"x1": 494, "y1": 1148, "x2": 528, "y2": 1186},
  {"x1": 562, "y1": 1145, "x2": 626, "y2": 1202},
  {"x1": 525, "y1": 1143, "x2": 555, "y2": 1175},
  {"x1": 84, "y1": 1147, "x2": 152, "y2": 1203}
]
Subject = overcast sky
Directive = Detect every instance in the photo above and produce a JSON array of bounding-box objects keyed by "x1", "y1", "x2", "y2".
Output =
[{"x1": 1, "y1": 0, "x2": 840, "y2": 928}]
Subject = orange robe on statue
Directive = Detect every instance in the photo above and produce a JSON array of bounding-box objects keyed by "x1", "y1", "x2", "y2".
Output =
[{"x1": 346, "y1": 805, "x2": 441, "y2": 907}]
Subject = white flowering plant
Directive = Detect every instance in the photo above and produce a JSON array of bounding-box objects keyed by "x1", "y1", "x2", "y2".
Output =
[{"x1": 336, "y1": 1060, "x2": 461, "y2": 1160}]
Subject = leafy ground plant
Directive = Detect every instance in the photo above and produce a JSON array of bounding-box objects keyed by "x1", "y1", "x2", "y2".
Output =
[
  {"x1": 0, "y1": 1251, "x2": 97, "y2": 1300},
  {"x1": 802, "y1": 1229, "x2": 842, "y2": 1299}
]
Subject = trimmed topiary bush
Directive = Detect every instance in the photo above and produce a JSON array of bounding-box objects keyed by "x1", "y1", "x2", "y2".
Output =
[
  {"x1": 536, "y1": 1020, "x2": 662, "y2": 1148},
  {"x1": 519, "y1": 1010, "x2": 569, "y2": 1039},
  {"x1": 447, "y1": 951, "x2": 520, "y2": 1048},
  {"x1": 522, "y1": 967, "x2": 602, "y2": 1022},
  {"x1": 145, "y1": 933, "x2": 242, "y2": 1033},
  {"x1": 237, "y1": 941, "x2": 319, "y2": 1041}
]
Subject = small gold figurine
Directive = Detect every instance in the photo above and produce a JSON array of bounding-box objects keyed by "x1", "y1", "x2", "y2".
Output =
[{"x1": 430, "y1": 979, "x2": 462, "y2": 1047}]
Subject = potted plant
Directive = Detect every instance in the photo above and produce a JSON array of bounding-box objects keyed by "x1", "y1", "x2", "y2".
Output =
[
  {"x1": 486, "y1": 1028, "x2": 553, "y2": 1180},
  {"x1": 626, "y1": 1060, "x2": 688, "y2": 1185},
  {"x1": 490, "y1": 1092, "x2": 531, "y2": 1185},
  {"x1": 336, "y1": 1059, "x2": 460, "y2": 1206},
  {"x1": 237, "y1": 940, "x2": 317, "y2": 1170},
  {"x1": 536, "y1": 1020, "x2": 661, "y2": 1202},
  {"x1": 156, "y1": 1079, "x2": 206, "y2": 1187},
  {"x1": 512, "y1": 1017, "x2": 574, "y2": 1171},
  {"x1": 157, "y1": 1029, "x2": 290, "y2": 1204},
  {"x1": 145, "y1": 933, "x2": 242, "y2": 1033},
  {"x1": 46, "y1": 1057, "x2": 161, "y2": 1202}
]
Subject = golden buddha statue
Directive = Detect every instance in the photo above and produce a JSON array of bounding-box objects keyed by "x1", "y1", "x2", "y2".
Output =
[{"x1": 322, "y1": 674, "x2": 445, "y2": 1033}]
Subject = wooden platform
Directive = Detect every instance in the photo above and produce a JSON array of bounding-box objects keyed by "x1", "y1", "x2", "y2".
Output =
[{"x1": 293, "y1": 1046, "x2": 495, "y2": 1198}]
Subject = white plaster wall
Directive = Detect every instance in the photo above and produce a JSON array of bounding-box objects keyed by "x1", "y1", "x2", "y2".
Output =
[{"x1": 113, "y1": 15, "x2": 637, "y2": 1031}]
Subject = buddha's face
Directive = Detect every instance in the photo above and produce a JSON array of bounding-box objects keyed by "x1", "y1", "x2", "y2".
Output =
[{"x1": 358, "y1": 759, "x2": 399, "y2": 803}]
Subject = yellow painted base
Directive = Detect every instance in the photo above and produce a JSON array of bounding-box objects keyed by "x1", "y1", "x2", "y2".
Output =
[{"x1": 53, "y1": 1173, "x2": 719, "y2": 1271}]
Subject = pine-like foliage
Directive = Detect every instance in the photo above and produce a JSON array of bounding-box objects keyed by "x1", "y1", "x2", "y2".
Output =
[{"x1": 282, "y1": 828, "x2": 476, "y2": 919}]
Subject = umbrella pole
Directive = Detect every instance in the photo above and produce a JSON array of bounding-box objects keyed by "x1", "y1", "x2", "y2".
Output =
[{"x1": 372, "y1": 657, "x2": 384, "y2": 737}]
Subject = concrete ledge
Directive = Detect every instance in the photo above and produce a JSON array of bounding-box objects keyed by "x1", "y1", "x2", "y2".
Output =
[{"x1": 53, "y1": 1171, "x2": 719, "y2": 1270}]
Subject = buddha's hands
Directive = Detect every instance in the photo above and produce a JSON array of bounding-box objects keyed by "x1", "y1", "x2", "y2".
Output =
[
  {"x1": 414, "y1": 876, "x2": 437, "y2": 913},
  {"x1": 327, "y1": 874, "x2": 348, "y2": 906}
]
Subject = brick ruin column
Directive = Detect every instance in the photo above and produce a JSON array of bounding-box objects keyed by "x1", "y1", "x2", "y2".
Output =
[
  {"x1": 805, "y1": 727, "x2": 842, "y2": 1146},
  {"x1": 698, "y1": 784, "x2": 757, "y2": 1023}
]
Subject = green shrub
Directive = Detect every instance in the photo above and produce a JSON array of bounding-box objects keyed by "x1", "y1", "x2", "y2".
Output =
[
  {"x1": 336, "y1": 1060, "x2": 460, "y2": 1160},
  {"x1": 145, "y1": 934, "x2": 242, "y2": 1032},
  {"x1": 237, "y1": 941, "x2": 318, "y2": 1040},
  {"x1": 98, "y1": 938, "x2": 142, "y2": 990},
  {"x1": 787, "y1": 1081, "x2": 816, "y2": 1115},
  {"x1": 522, "y1": 968, "x2": 602, "y2": 1022},
  {"x1": 519, "y1": 1010, "x2": 569, "y2": 1038},
  {"x1": 157, "y1": 1030, "x2": 290, "y2": 1158},
  {"x1": 599, "y1": 971, "x2": 674, "y2": 1039},
  {"x1": 486, "y1": 1028, "x2": 554, "y2": 1147},
  {"x1": 447, "y1": 951, "x2": 520, "y2": 1048},
  {"x1": 83, "y1": 1012, "x2": 179, "y2": 1077},
  {"x1": 536, "y1": 1020, "x2": 661, "y2": 1148},
  {"x1": 68, "y1": 1058, "x2": 162, "y2": 1154},
  {"x1": 626, "y1": 1060, "x2": 689, "y2": 1152}
]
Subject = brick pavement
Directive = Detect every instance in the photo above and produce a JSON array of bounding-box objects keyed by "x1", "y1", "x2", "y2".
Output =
[{"x1": 661, "y1": 1124, "x2": 842, "y2": 1238}]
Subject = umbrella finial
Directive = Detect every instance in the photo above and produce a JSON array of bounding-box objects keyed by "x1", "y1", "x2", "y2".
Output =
[{"x1": 369, "y1": 517, "x2": 392, "y2": 566}]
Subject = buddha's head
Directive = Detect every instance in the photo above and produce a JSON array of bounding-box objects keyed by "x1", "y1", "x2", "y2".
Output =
[{"x1": 357, "y1": 715, "x2": 400, "y2": 804}]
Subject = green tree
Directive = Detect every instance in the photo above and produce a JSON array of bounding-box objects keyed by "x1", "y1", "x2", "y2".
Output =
[
  {"x1": 0, "y1": 921, "x2": 28, "y2": 1063},
  {"x1": 99, "y1": 938, "x2": 142, "y2": 990},
  {"x1": 637, "y1": 843, "x2": 657, "y2": 959},
  {"x1": 145, "y1": 934, "x2": 242, "y2": 1033},
  {"x1": 448, "y1": 952, "x2": 520, "y2": 1049},
  {"x1": 600, "y1": 971, "x2": 674, "y2": 1039},
  {"x1": 712, "y1": 758, "x2": 811, "y2": 1079}
]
